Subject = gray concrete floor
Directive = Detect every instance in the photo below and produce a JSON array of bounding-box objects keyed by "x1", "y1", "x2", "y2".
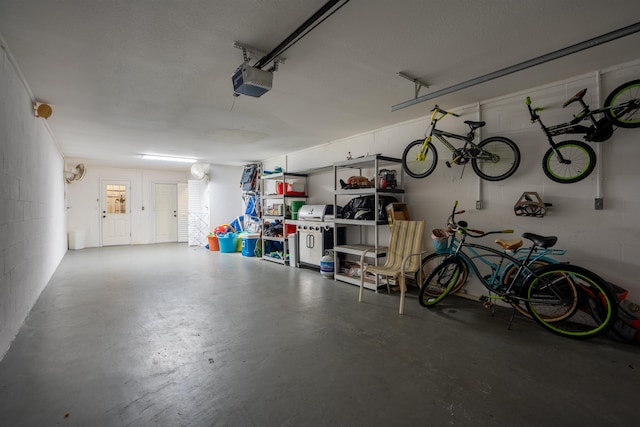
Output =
[{"x1": 0, "y1": 243, "x2": 638, "y2": 426}]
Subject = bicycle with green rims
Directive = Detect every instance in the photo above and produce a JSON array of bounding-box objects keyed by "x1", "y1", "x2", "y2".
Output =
[
  {"x1": 420, "y1": 206, "x2": 567, "y2": 320},
  {"x1": 402, "y1": 105, "x2": 520, "y2": 181},
  {"x1": 526, "y1": 79, "x2": 640, "y2": 184},
  {"x1": 418, "y1": 202, "x2": 618, "y2": 339}
]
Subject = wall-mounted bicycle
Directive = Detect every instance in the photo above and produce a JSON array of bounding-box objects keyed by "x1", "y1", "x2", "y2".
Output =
[
  {"x1": 402, "y1": 106, "x2": 520, "y2": 181},
  {"x1": 526, "y1": 79, "x2": 640, "y2": 183}
]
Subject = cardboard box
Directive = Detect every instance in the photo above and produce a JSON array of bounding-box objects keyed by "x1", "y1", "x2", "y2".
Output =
[{"x1": 386, "y1": 203, "x2": 409, "y2": 224}]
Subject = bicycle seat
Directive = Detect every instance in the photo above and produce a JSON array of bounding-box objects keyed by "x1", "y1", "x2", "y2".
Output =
[
  {"x1": 521, "y1": 232, "x2": 557, "y2": 248},
  {"x1": 464, "y1": 120, "x2": 485, "y2": 130},
  {"x1": 563, "y1": 88, "x2": 587, "y2": 108},
  {"x1": 495, "y1": 238, "x2": 523, "y2": 250}
]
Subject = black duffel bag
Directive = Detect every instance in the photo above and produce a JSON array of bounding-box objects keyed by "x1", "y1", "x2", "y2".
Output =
[{"x1": 340, "y1": 195, "x2": 398, "y2": 221}]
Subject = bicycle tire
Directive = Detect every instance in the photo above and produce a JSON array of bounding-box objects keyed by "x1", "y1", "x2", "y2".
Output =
[
  {"x1": 471, "y1": 136, "x2": 520, "y2": 181},
  {"x1": 502, "y1": 260, "x2": 555, "y2": 319},
  {"x1": 542, "y1": 140, "x2": 596, "y2": 183},
  {"x1": 523, "y1": 264, "x2": 617, "y2": 339},
  {"x1": 603, "y1": 79, "x2": 640, "y2": 128},
  {"x1": 402, "y1": 139, "x2": 438, "y2": 178},
  {"x1": 418, "y1": 258, "x2": 463, "y2": 307},
  {"x1": 419, "y1": 252, "x2": 468, "y2": 296}
]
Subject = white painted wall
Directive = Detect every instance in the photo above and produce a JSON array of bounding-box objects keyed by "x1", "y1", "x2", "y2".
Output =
[
  {"x1": 65, "y1": 164, "x2": 190, "y2": 246},
  {"x1": 0, "y1": 46, "x2": 67, "y2": 358},
  {"x1": 265, "y1": 60, "x2": 640, "y2": 298},
  {"x1": 208, "y1": 164, "x2": 245, "y2": 230},
  {"x1": 64, "y1": 163, "x2": 244, "y2": 247}
]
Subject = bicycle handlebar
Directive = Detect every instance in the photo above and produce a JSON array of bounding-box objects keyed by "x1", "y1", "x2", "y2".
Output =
[
  {"x1": 447, "y1": 201, "x2": 513, "y2": 238},
  {"x1": 432, "y1": 105, "x2": 460, "y2": 118},
  {"x1": 525, "y1": 96, "x2": 544, "y2": 122}
]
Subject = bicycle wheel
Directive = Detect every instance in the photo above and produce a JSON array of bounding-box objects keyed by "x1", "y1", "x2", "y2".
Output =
[
  {"x1": 542, "y1": 140, "x2": 596, "y2": 183},
  {"x1": 603, "y1": 79, "x2": 640, "y2": 128},
  {"x1": 523, "y1": 264, "x2": 617, "y2": 339},
  {"x1": 418, "y1": 258, "x2": 463, "y2": 307},
  {"x1": 402, "y1": 139, "x2": 438, "y2": 178},
  {"x1": 471, "y1": 136, "x2": 520, "y2": 181},
  {"x1": 502, "y1": 260, "x2": 555, "y2": 319},
  {"x1": 419, "y1": 253, "x2": 468, "y2": 295}
]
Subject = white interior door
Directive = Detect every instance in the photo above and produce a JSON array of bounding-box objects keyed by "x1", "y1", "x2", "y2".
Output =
[
  {"x1": 101, "y1": 180, "x2": 131, "y2": 246},
  {"x1": 155, "y1": 183, "x2": 178, "y2": 243}
]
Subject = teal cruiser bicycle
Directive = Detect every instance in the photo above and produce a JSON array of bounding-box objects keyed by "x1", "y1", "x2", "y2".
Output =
[{"x1": 418, "y1": 202, "x2": 617, "y2": 339}]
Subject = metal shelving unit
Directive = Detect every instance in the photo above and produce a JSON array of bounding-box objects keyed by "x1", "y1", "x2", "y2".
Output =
[
  {"x1": 260, "y1": 172, "x2": 308, "y2": 264},
  {"x1": 332, "y1": 155, "x2": 404, "y2": 290}
]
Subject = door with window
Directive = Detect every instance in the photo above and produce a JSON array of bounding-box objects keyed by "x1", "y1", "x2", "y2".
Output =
[
  {"x1": 101, "y1": 181, "x2": 131, "y2": 246},
  {"x1": 154, "y1": 183, "x2": 178, "y2": 243}
]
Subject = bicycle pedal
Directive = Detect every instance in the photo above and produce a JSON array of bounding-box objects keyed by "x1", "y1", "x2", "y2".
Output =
[
  {"x1": 483, "y1": 300, "x2": 494, "y2": 309},
  {"x1": 479, "y1": 295, "x2": 487, "y2": 302},
  {"x1": 445, "y1": 161, "x2": 452, "y2": 168}
]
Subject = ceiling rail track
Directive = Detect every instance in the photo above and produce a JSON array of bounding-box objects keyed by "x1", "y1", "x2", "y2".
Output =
[
  {"x1": 392, "y1": 21, "x2": 640, "y2": 111},
  {"x1": 253, "y1": 0, "x2": 351, "y2": 70}
]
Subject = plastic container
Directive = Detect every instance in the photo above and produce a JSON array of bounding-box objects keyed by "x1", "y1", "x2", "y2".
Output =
[
  {"x1": 276, "y1": 182, "x2": 284, "y2": 194},
  {"x1": 68, "y1": 230, "x2": 86, "y2": 250},
  {"x1": 218, "y1": 233, "x2": 238, "y2": 253},
  {"x1": 241, "y1": 234, "x2": 260, "y2": 257},
  {"x1": 290, "y1": 201, "x2": 305, "y2": 220},
  {"x1": 207, "y1": 234, "x2": 219, "y2": 251}
]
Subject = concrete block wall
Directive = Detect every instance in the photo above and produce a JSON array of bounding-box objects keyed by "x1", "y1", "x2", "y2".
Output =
[{"x1": 0, "y1": 46, "x2": 67, "y2": 358}]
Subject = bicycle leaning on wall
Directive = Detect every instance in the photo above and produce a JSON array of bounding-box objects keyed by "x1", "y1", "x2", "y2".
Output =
[
  {"x1": 417, "y1": 202, "x2": 618, "y2": 340},
  {"x1": 526, "y1": 79, "x2": 640, "y2": 183},
  {"x1": 401, "y1": 106, "x2": 521, "y2": 181}
]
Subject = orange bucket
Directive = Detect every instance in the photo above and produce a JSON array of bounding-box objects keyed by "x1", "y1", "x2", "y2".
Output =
[{"x1": 207, "y1": 235, "x2": 219, "y2": 251}]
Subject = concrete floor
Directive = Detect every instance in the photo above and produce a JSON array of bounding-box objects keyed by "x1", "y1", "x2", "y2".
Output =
[{"x1": 0, "y1": 243, "x2": 638, "y2": 426}]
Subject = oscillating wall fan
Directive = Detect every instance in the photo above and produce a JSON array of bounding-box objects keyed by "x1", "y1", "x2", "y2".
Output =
[
  {"x1": 190, "y1": 163, "x2": 209, "y2": 181},
  {"x1": 65, "y1": 163, "x2": 86, "y2": 184}
]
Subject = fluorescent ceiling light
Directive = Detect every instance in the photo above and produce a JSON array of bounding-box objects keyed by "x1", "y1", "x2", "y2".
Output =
[{"x1": 142, "y1": 154, "x2": 197, "y2": 163}]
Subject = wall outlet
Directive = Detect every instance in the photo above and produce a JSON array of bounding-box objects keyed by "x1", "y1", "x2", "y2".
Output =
[
  {"x1": 476, "y1": 200, "x2": 482, "y2": 210},
  {"x1": 595, "y1": 198, "x2": 603, "y2": 210}
]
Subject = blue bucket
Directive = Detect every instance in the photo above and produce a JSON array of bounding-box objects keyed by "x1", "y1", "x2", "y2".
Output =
[{"x1": 218, "y1": 233, "x2": 238, "y2": 253}]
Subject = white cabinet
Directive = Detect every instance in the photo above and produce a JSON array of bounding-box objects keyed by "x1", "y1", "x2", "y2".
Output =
[{"x1": 332, "y1": 155, "x2": 404, "y2": 290}]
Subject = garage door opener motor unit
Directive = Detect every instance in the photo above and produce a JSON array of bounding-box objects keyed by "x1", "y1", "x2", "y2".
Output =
[{"x1": 232, "y1": 65, "x2": 273, "y2": 97}]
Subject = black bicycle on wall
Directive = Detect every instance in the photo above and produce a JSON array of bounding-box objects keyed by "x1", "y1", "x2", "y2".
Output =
[
  {"x1": 402, "y1": 105, "x2": 521, "y2": 181},
  {"x1": 526, "y1": 79, "x2": 640, "y2": 183}
]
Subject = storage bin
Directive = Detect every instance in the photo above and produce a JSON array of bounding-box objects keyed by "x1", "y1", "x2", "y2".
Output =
[
  {"x1": 207, "y1": 235, "x2": 219, "y2": 251},
  {"x1": 218, "y1": 233, "x2": 238, "y2": 253},
  {"x1": 241, "y1": 234, "x2": 260, "y2": 257}
]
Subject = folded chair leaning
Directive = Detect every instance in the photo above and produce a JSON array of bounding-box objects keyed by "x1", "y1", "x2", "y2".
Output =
[{"x1": 358, "y1": 220, "x2": 426, "y2": 314}]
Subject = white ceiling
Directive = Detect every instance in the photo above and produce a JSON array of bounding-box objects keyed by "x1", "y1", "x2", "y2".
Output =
[{"x1": 1, "y1": 0, "x2": 639, "y2": 171}]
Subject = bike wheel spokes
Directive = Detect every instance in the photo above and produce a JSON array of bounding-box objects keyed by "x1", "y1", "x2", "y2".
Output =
[
  {"x1": 420, "y1": 253, "x2": 468, "y2": 295},
  {"x1": 542, "y1": 141, "x2": 596, "y2": 184},
  {"x1": 402, "y1": 139, "x2": 438, "y2": 178},
  {"x1": 604, "y1": 79, "x2": 640, "y2": 128},
  {"x1": 503, "y1": 260, "x2": 552, "y2": 318},
  {"x1": 471, "y1": 137, "x2": 520, "y2": 181},
  {"x1": 418, "y1": 259, "x2": 462, "y2": 307},
  {"x1": 525, "y1": 265, "x2": 617, "y2": 339}
]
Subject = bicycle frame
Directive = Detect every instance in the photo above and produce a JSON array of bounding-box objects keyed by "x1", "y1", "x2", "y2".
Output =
[
  {"x1": 419, "y1": 108, "x2": 491, "y2": 163},
  {"x1": 439, "y1": 227, "x2": 566, "y2": 289},
  {"x1": 450, "y1": 237, "x2": 540, "y2": 301},
  {"x1": 527, "y1": 90, "x2": 617, "y2": 147}
]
